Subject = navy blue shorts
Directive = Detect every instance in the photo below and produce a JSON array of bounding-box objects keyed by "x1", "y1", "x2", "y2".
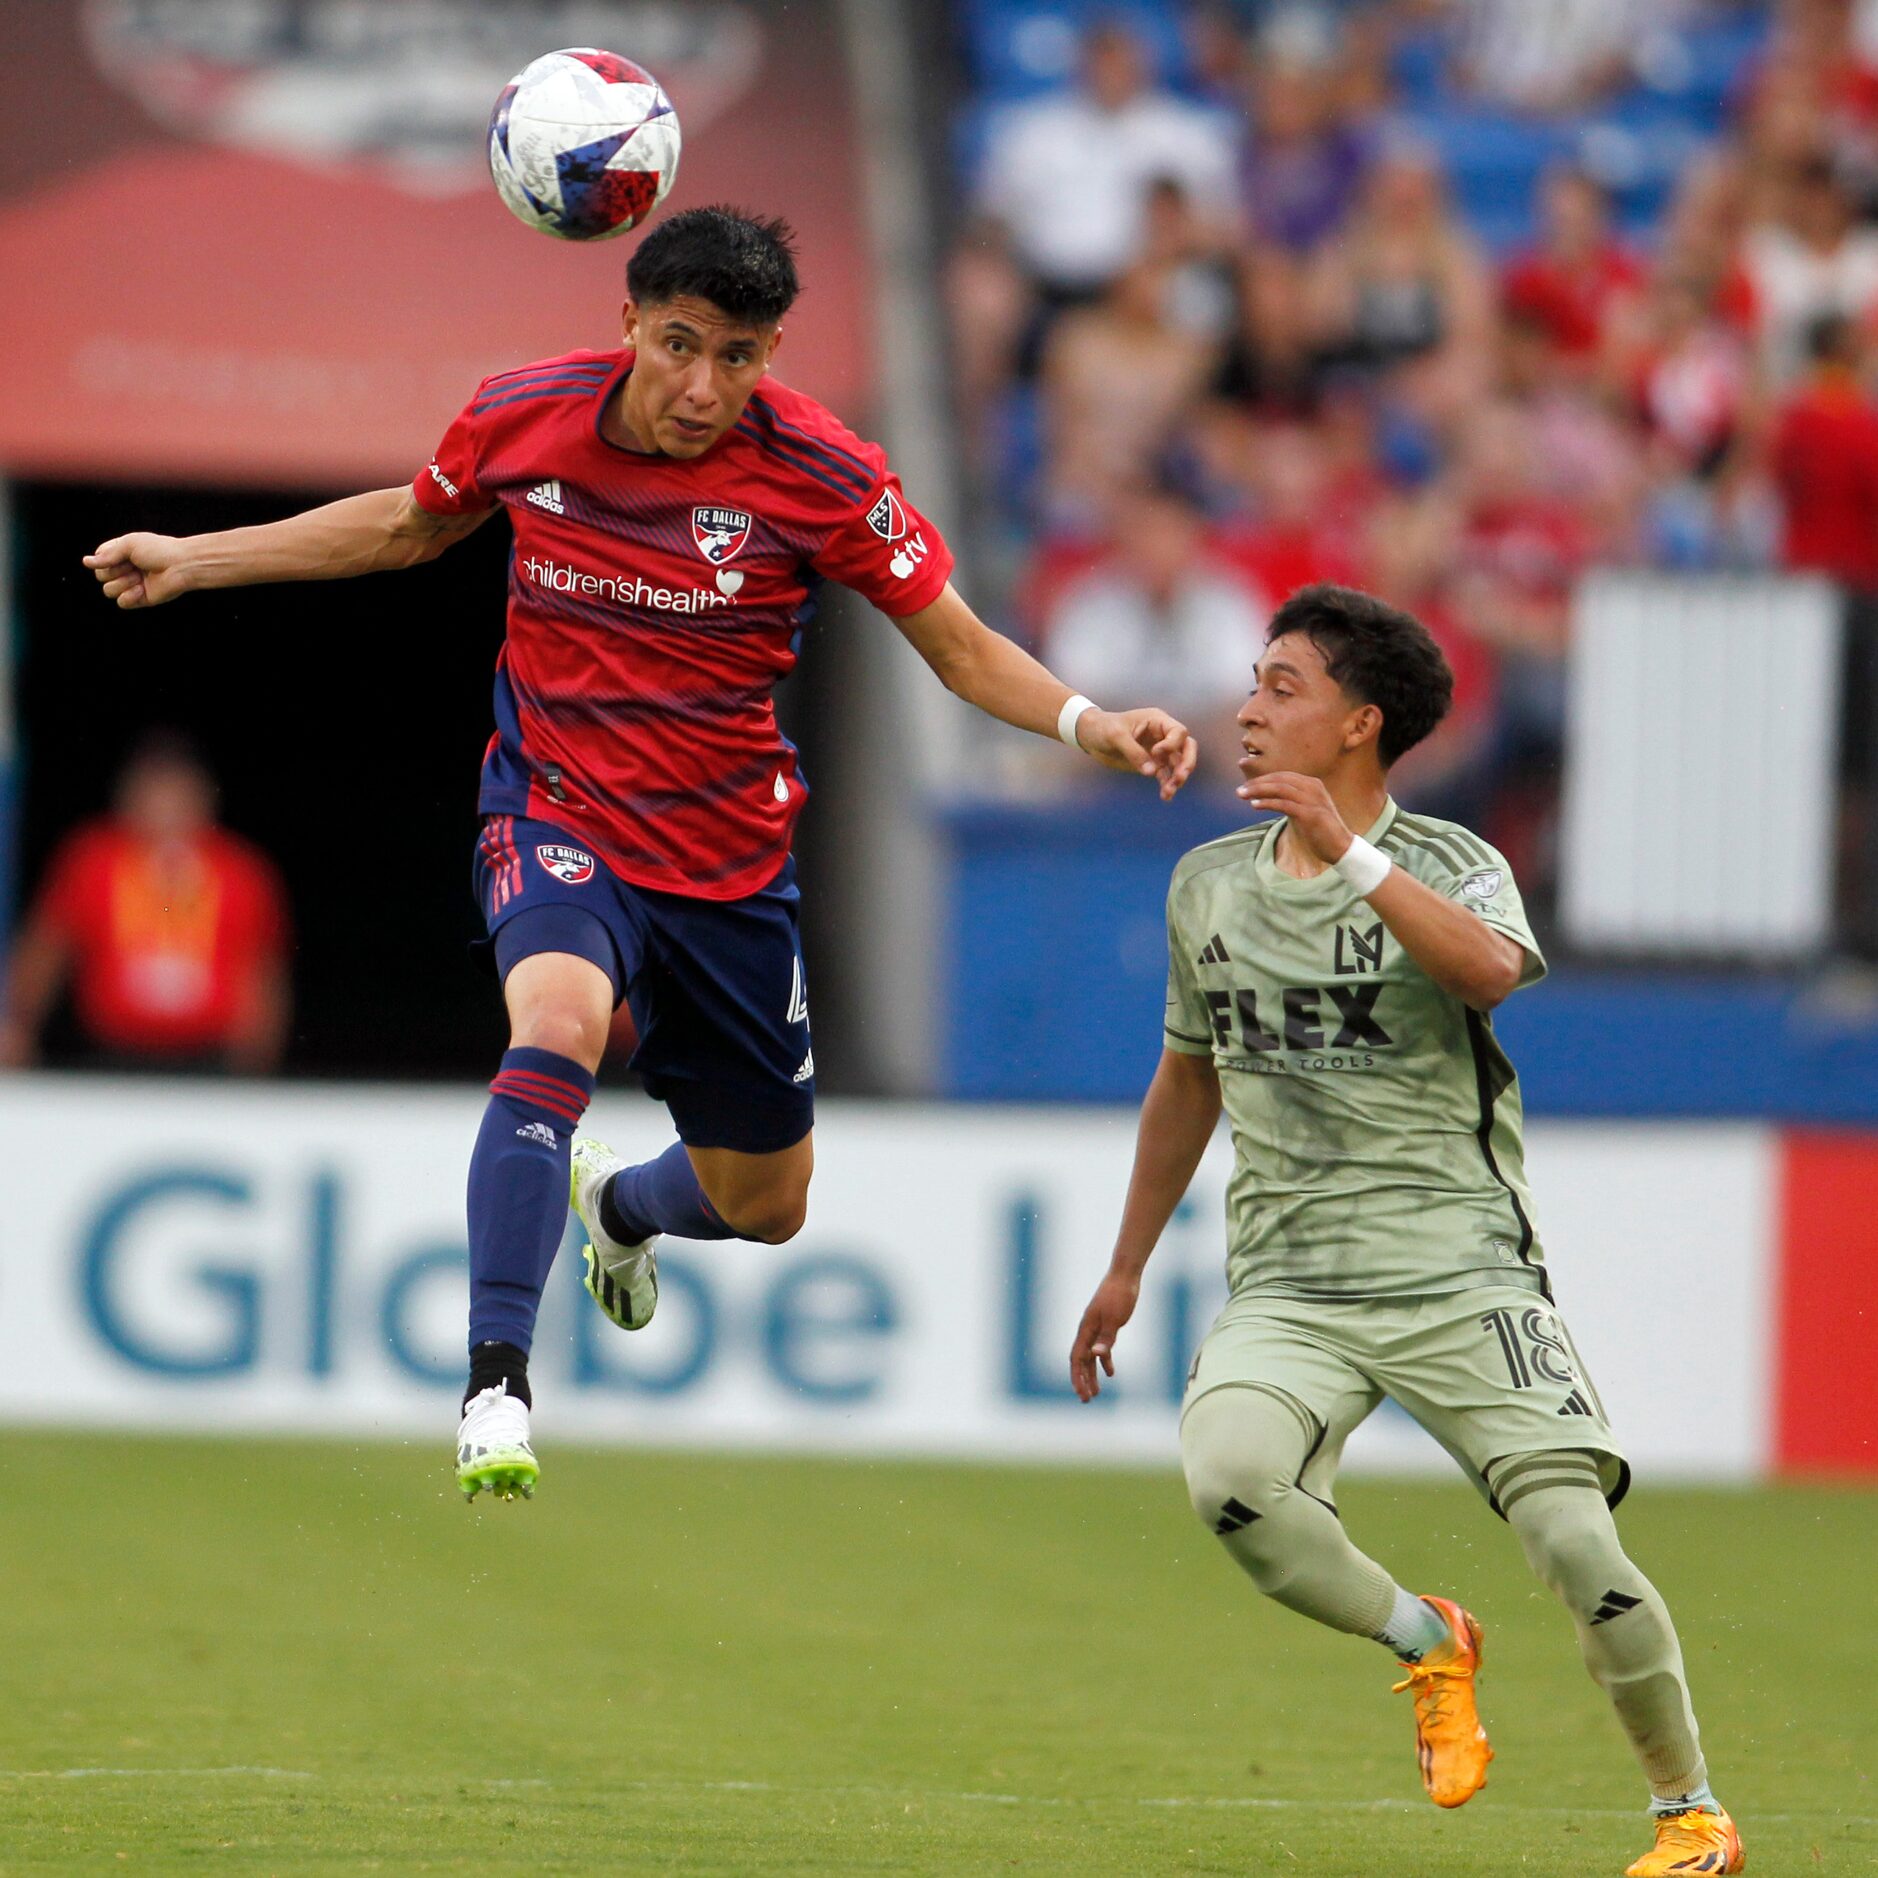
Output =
[{"x1": 473, "y1": 815, "x2": 814, "y2": 1154}]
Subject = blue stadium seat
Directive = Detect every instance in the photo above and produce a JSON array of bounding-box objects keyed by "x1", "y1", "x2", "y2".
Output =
[{"x1": 956, "y1": 0, "x2": 1195, "y2": 100}]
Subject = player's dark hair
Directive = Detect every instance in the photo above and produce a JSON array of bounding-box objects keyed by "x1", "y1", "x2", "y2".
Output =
[
  {"x1": 1266, "y1": 583, "x2": 1453, "y2": 767},
  {"x1": 627, "y1": 205, "x2": 801, "y2": 326}
]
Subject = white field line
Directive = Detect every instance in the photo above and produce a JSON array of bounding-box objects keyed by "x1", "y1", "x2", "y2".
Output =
[
  {"x1": 635, "y1": 1781, "x2": 1872, "y2": 1829},
  {"x1": 0, "y1": 1767, "x2": 310, "y2": 1780},
  {"x1": 0, "y1": 1769, "x2": 1867, "y2": 1832}
]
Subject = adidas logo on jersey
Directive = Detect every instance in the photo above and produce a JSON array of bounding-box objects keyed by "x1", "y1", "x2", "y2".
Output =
[
  {"x1": 1587, "y1": 1589, "x2": 1643, "y2": 1626},
  {"x1": 1556, "y1": 1389, "x2": 1594, "y2": 1416},
  {"x1": 1197, "y1": 934, "x2": 1232, "y2": 964},
  {"x1": 525, "y1": 480, "x2": 566, "y2": 515},
  {"x1": 792, "y1": 1050, "x2": 815, "y2": 1085}
]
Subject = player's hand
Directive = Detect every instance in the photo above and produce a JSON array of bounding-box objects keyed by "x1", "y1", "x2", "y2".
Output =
[
  {"x1": 1237, "y1": 769, "x2": 1353, "y2": 864},
  {"x1": 83, "y1": 533, "x2": 191, "y2": 609},
  {"x1": 1078, "y1": 707, "x2": 1198, "y2": 801},
  {"x1": 1070, "y1": 1271, "x2": 1140, "y2": 1401}
]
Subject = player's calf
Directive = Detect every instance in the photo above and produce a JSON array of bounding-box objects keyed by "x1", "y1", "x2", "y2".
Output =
[{"x1": 1494, "y1": 1452, "x2": 1733, "y2": 1853}]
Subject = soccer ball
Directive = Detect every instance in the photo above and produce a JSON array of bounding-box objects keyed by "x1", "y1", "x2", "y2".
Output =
[{"x1": 488, "y1": 48, "x2": 681, "y2": 241}]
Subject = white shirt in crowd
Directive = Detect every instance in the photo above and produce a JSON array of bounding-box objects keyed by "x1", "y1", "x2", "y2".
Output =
[
  {"x1": 977, "y1": 91, "x2": 1238, "y2": 290},
  {"x1": 1743, "y1": 222, "x2": 1878, "y2": 385},
  {"x1": 1456, "y1": 0, "x2": 1648, "y2": 108},
  {"x1": 1047, "y1": 563, "x2": 1265, "y2": 723}
]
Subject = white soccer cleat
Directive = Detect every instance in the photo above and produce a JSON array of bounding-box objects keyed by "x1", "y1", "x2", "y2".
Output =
[
  {"x1": 456, "y1": 1382, "x2": 538, "y2": 1502},
  {"x1": 570, "y1": 1135, "x2": 659, "y2": 1331}
]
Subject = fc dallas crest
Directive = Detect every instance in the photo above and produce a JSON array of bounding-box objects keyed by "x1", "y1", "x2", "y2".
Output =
[
  {"x1": 692, "y1": 506, "x2": 752, "y2": 566},
  {"x1": 536, "y1": 844, "x2": 595, "y2": 885}
]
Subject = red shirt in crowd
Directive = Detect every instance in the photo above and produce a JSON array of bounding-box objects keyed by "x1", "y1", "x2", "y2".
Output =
[
  {"x1": 34, "y1": 823, "x2": 290, "y2": 1057},
  {"x1": 1501, "y1": 243, "x2": 1644, "y2": 357},
  {"x1": 1772, "y1": 368, "x2": 1878, "y2": 591}
]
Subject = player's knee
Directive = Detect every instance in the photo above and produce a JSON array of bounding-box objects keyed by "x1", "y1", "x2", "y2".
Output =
[
  {"x1": 1179, "y1": 1388, "x2": 1303, "y2": 1537},
  {"x1": 719, "y1": 1184, "x2": 810, "y2": 1244},
  {"x1": 1501, "y1": 1473, "x2": 1625, "y2": 1606},
  {"x1": 507, "y1": 1002, "x2": 609, "y2": 1068}
]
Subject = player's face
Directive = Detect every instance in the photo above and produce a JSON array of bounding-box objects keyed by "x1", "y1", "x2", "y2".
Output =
[
  {"x1": 1237, "y1": 635, "x2": 1370, "y2": 781},
  {"x1": 620, "y1": 296, "x2": 781, "y2": 458}
]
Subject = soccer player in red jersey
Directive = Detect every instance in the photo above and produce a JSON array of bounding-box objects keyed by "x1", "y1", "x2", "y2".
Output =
[{"x1": 85, "y1": 207, "x2": 1199, "y2": 1499}]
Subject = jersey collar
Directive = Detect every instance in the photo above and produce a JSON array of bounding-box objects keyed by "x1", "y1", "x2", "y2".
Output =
[{"x1": 1256, "y1": 797, "x2": 1398, "y2": 893}]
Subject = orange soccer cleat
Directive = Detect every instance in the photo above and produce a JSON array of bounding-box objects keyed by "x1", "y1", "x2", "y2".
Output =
[
  {"x1": 1623, "y1": 1807, "x2": 1745, "y2": 1875},
  {"x1": 1391, "y1": 1595, "x2": 1492, "y2": 1808}
]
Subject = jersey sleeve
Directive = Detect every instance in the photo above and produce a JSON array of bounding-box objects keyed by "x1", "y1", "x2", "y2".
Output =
[
  {"x1": 1163, "y1": 880, "x2": 1216, "y2": 1055},
  {"x1": 810, "y1": 468, "x2": 955, "y2": 618},
  {"x1": 1433, "y1": 844, "x2": 1547, "y2": 989},
  {"x1": 411, "y1": 388, "x2": 495, "y2": 516}
]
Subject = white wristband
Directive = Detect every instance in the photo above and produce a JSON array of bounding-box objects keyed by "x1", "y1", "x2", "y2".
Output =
[
  {"x1": 1333, "y1": 835, "x2": 1393, "y2": 897},
  {"x1": 1056, "y1": 693, "x2": 1097, "y2": 749}
]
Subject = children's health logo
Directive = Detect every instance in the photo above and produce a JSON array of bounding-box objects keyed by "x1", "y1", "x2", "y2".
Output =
[
  {"x1": 692, "y1": 506, "x2": 752, "y2": 565},
  {"x1": 536, "y1": 845, "x2": 595, "y2": 885}
]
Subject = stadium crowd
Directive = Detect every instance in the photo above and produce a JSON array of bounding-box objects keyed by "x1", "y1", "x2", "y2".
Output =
[{"x1": 948, "y1": 0, "x2": 1878, "y2": 888}]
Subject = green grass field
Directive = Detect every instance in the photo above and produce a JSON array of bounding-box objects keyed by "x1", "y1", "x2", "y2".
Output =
[{"x1": 3, "y1": 1435, "x2": 1872, "y2": 1876}]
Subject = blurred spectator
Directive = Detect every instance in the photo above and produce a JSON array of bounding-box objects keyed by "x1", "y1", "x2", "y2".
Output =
[
  {"x1": 1770, "y1": 310, "x2": 1878, "y2": 587},
  {"x1": 974, "y1": 20, "x2": 1238, "y2": 305},
  {"x1": 1448, "y1": 400, "x2": 1596, "y2": 662},
  {"x1": 1362, "y1": 485, "x2": 1500, "y2": 819},
  {"x1": 1141, "y1": 175, "x2": 1242, "y2": 346},
  {"x1": 1621, "y1": 270, "x2": 1765, "y2": 564},
  {"x1": 1653, "y1": 149, "x2": 1760, "y2": 336},
  {"x1": 1746, "y1": 0, "x2": 1878, "y2": 213},
  {"x1": 1500, "y1": 167, "x2": 1645, "y2": 368},
  {"x1": 1040, "y1": 489, "x2": 1266, "y2": 780},
  {"x1": 1239, "y1": 51, "x2": 1375, "y2": 255},
  {"x1": 1742, "y1": 149, "x2": 1878, "y2": 384},
  {"x1": 1217, "y1": 419, "x2": 1369, "y2": 596},
  {"x1": 1450, "y1": 0, "x2": 1658, "y2": 114},
  {"x1": 1042, "y1": 258, "x2": 1223, "y2": 526},
  {"x1": 0, "y1": 735, "x2": 291, "y2": 1073},
  {"x1": 1496, "y1": 307, "x2": 1647, "y2": 547},
  {"x1": 1306, "y1": 143, "x2": 1496, "y2": 420},
  {"x1": 944, "y1": 213, "x2": 1035, "y2": 463}
]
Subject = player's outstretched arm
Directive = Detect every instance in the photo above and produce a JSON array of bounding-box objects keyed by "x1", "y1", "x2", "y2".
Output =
[
  {"x1": 84, "y1": 488, "x2": 496, "y2": 609},
  {"x1": 895, "y1": 583, "x2": 1199, "y2": 800},
  {"x1": 1070, "y1": 1048, "x2": 1221, "y2": 1401}
]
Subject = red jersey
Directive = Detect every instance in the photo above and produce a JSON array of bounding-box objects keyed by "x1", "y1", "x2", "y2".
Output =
[
  {"x1": 36, "y1": 822, "x2": 290, "y2": 1057},
  {"x1": 414, "y1": 349, "x2": 954, "y2": 900},
  {"x1": 1772, "y1": 372, "x2": 1878, "y2": 591}
]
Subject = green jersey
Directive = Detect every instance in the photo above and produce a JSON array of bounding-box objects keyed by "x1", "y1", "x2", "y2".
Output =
[{"x1": 1163, "y1": 800, "x2": 1547, "y2": 1300}]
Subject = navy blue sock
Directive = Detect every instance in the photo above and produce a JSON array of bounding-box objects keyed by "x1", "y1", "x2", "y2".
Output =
[
  {"x1": 601, "y1": 1140, "x2": 738, "y2": 1243},
  {"x1": 466, "y1": 1046, "x2": 595, "y2": 1355}
]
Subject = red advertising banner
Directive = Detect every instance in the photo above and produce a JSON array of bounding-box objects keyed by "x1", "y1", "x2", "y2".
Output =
[
  {"x1": 0, "y1": 1, "x2": 871, "y2": 490},
  {"x1": 1776, "y1": 1131, "x2": 1878, "y2": 1475}
]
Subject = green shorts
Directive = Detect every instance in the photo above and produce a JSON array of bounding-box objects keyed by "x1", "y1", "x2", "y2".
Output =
[{"x1": 1182, "y1": 1283, "x2": 1630, "y2": 1516}]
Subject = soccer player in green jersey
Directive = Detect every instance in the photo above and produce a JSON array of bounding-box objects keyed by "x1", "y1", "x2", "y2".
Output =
[{"x1": 1069, "y1": 586, "x2": 1744, "y2": 1877}]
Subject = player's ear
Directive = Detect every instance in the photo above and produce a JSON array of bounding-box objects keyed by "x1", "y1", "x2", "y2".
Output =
[
  {"x1": 620, "y1": 297, "x2": 639, "y2": 346},
  {"x1": 763, "y1": 323, "x2": 784, "y2": 371},
  {"x1": 1346, "y1": 703, "x2": 1383, "y2": 752}
]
